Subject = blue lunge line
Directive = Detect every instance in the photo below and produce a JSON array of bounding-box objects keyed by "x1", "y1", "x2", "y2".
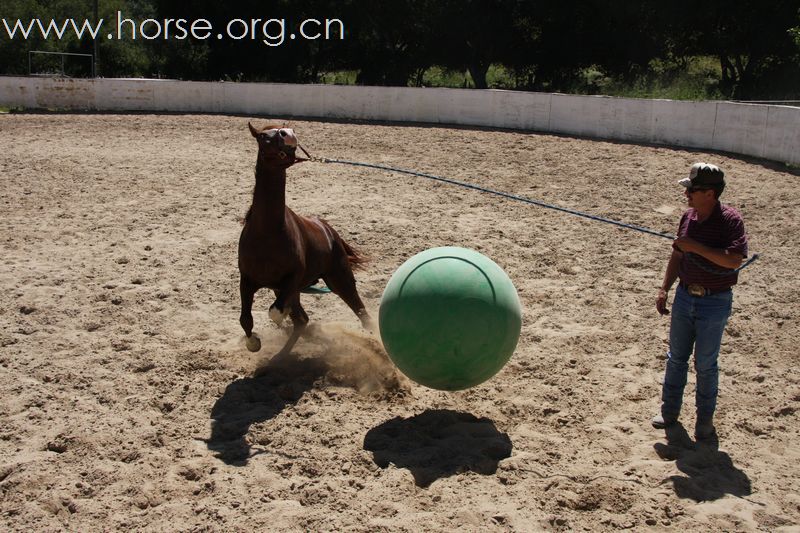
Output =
[{"x1": 319, "y1": 158, "x2": 758, "y2": 274}]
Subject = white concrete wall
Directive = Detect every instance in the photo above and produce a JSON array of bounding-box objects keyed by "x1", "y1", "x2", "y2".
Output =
[{"x1": 1, "y1": 76, "x2": 798, "y2": 165}]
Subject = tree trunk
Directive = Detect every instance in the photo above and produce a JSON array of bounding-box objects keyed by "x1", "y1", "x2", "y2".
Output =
[
  {"x1": 719, "y1": 55, "x2": 736, "y2": 98},
  {"x1": 468, "y1": 63, "x2": 489, "y2": 89}
]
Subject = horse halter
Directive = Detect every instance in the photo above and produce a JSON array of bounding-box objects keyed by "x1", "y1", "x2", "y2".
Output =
[
  {"x1": 283, "y1": 138, "x2": 315, "y2": 166},
  {"x1": 258, "y1": 128, "x2": 301, "y2": 166},
  {"x1": 258, "y1": 127, "x2": 316, "y2": 167}
]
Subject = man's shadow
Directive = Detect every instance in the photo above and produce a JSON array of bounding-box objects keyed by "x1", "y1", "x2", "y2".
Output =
[
  {"x1": 363, "y1": 410, "x2": 513, "y2": 488},
  {"x1": 206, "y1": 355, "x2": 329, "y2": 465},
  {"x1": 654, "y1": 423, "x2": 751, "y2": 501}
]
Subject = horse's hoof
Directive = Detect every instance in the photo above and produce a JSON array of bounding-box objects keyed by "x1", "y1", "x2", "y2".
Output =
[
  {"x1": 246, "y1": 334, "x2": 261, "y2": 352},
  {"x1": 362, "y1": 317, "x2": 378, "y2": 336},
  {"x1": 269, "y1": 306, "x2": 287, "y2": 325}
]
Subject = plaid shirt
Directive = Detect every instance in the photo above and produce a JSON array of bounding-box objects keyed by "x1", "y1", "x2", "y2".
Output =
[{"x1": 674, "y1": 202, "x2": 748, "y2": 291}]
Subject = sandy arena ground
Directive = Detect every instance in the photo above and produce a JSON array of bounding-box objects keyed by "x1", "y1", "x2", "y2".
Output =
[{"x1": 1, "y1": 113, "x2": 798, "y2": 531}]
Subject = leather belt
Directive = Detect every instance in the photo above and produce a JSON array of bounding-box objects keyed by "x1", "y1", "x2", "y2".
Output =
[{"x1": 680, "y1": 282, "x2": 731, "y2": 297}]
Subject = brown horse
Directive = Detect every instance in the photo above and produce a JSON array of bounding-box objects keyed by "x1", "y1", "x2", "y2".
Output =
[{"x1": 238, "y1": 122, "x2": 373, "y2": 372}]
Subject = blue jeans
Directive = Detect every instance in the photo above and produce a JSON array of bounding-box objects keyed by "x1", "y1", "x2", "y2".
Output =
[{"x1": 661, "y1": 284, "x2": 733, "y2": 419}]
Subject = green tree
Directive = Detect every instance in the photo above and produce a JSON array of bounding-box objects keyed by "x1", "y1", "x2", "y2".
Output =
[
  {"x1": 154, "y1": 0, "x2": 353, "y2": 82},
  {"x1": 662, "y1": 0, "x2": 800, "y2": 99},
  {"x1": 338, "y1": 0, "x2": 436, "y2": 86},
  {"x1": 0, "y1": 0, "x2": 158, "y2": 77},
  {"x1": 431, "y1": 0, "x2": 520, "y2": 89}
]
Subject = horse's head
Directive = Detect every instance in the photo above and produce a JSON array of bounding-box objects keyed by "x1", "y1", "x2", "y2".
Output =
[{"x1": 249, "y1": 122, "x2": 299, "y2": 167}]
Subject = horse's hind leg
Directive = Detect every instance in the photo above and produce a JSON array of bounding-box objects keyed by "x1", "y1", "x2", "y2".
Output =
[
  {"x1": 239, "y1": 276, "x2": 261, "y2": 352},
  {"x1": 323, "y1": 268, "x2": 375, "y2": 332}
]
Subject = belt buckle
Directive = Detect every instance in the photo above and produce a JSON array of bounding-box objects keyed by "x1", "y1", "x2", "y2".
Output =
[{"x1": 687, "y1": 284, "x2": 706, "y2": 297}]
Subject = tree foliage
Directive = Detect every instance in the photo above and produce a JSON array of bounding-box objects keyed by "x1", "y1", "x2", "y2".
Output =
[{"x1": 1, "y1": 0, "x2": 798, "y2": 99}]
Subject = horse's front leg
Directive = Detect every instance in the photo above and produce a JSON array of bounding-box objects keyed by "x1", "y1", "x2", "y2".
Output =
[
  {"x1": 276, "y1": 296, "x2": 309, "y2": 357},
  {"x1": 254, "y1": 294, "x2": 308, "y2": 376},
  {"x1": 239, "y1": 276, "x2": 261, "y2": 352},
  {"x1": 268, "y1": 286, "x2": 293, "y2": 326}
]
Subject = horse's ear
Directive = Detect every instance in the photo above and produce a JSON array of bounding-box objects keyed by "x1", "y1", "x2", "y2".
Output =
[{"x1": 248, "y1": 122, "x2": 259, "y2": 138}]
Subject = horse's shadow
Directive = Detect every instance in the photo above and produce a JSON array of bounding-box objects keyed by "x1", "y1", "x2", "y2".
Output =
[
  {"x1": 206, "y1": 355, "x2": 329, "y2": 465},
  {"x1": 363, "y1": 409, "x2": 513, "y2": 488},
  {"x1": 654, "y1": 423, "x2": 751, "y2": 501}
]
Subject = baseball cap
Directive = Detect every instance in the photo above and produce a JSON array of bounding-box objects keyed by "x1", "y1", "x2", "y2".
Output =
[{"x1": 678, "y1": 162, "x2": 725, "y2": 188}]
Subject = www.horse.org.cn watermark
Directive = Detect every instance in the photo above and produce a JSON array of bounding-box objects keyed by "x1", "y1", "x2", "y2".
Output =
[{"x1": 2, "y1": 12, "x2": 345, "y2": 47}]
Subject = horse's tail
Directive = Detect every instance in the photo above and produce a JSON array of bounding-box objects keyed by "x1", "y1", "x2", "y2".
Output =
[{"x1": 340, "y1": 238, "x2": 369, "y2": 271}]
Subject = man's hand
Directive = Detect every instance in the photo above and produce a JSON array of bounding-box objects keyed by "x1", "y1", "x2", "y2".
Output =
[{"x1": 656, "y1": 288, "x2": 670, "y2": 315}]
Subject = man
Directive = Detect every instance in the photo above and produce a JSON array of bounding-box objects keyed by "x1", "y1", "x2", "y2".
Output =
[{"x1": 653, "y1": 162, "x2": 748, "y2": 439}]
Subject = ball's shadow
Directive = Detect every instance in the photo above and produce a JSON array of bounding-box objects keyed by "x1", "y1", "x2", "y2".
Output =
[{"x1": 363, "y1": 409, "x2": 513, "y2": 487}]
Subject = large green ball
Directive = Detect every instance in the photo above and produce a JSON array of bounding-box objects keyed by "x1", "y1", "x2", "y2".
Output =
[{"x1": 379, "y1": 247, "x2": 522, "y2": 390}]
